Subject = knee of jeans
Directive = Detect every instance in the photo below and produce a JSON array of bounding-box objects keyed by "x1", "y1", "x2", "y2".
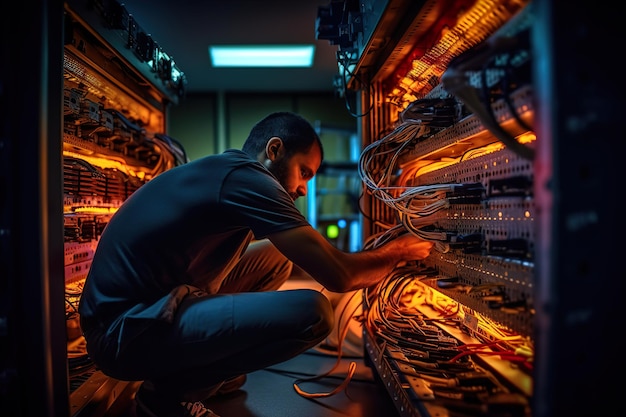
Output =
[{"x1": 300, "y1": 290, "x2": 335, "y2": 342}]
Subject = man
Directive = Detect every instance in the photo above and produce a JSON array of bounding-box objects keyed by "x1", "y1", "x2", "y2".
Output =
[{"x1": 78, "y1": 111, "x2": 433, "y2": 417}]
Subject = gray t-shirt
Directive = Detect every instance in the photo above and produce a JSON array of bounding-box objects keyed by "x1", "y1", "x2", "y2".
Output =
[{"x1": 78, "y1": 149, "x2": 308, "y2": 325}]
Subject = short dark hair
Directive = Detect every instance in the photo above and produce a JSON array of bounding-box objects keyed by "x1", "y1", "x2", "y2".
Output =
[{"x1": 242, "y1": 112, "x2": 324, "y2": 161}]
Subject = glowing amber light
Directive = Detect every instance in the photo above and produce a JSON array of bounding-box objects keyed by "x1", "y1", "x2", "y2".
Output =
[
  {"x1": 63, "y1": 149, "x2": 150, "y2": 180},
  {"x1": 386, "y1": 0, "x2": 529, "y2": 107},
  {"x1": 73, "y1": 206, "x2": 119, "y2": 214},
  {"x1": 517, "y1": 131, "x2": 536, "y2": 144}
]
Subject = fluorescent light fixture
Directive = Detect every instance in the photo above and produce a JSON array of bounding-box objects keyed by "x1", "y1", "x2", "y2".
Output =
[{"x1": 209, "y1": 45, "x2": 315, "y2": 68}]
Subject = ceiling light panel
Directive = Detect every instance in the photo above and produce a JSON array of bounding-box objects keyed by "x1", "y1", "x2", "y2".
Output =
[{"x1": 209, "y1": 45, "x2": 315, "y2": 67}]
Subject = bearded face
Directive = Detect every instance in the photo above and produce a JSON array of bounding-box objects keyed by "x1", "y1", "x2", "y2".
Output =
[
  {"x1": 265, "y1": 144, "x2": 321, "y2": 202},
  {"x1": 268, "y1": 156, "x2": 298, "y2": 200}
]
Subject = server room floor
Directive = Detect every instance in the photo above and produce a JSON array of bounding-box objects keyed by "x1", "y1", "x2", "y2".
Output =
[
  {"x1": 96, "y1": 279, "x2": 400, "y2": 417},
  {"x1": 104, "y1": 351, "x2": 397, "y2": 417},
  {"x1": 200, "y1": 349, "x2": 396, "y2": 417}
]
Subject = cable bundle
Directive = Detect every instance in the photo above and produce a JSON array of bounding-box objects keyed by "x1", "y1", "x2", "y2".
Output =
[{"x1": 358, "y1": 119, "x2": 429, "y2": 197}]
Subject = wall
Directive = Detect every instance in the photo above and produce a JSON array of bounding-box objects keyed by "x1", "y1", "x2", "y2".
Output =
[{"x1": 167, "y1": 92, "x2": 357, "y2": 161}]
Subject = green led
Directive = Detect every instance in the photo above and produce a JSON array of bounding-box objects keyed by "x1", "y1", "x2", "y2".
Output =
[{"x1": 326, "y1": 224, "x2": 339, "y2": 239}]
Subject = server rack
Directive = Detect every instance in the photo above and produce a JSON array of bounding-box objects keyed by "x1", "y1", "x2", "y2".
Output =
[
  {"x1": 2, "y1": 1, "x2": 186, "y2": 416},
  {"x1": 318, "y1": 0, "x2": 623, "y2": 416},
  {"x1": 63, "y1": 1, "x2": 187, "y2": 415}
]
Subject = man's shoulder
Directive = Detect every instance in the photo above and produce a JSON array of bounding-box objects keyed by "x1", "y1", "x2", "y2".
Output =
[
  {"x1": 192, "y1": 149, "x2": 244, "y2": 161},
  {"x1": 190, "y1": 149, "x2": 255, "y2": 169},
  {"x1": 193, "y1": 150, "x2": 271, "y2": 184}
]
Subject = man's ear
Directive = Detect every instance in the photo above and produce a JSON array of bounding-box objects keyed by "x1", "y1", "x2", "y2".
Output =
[{"x1": 265, "y1": 137, "x2": 283, "y2": 161}]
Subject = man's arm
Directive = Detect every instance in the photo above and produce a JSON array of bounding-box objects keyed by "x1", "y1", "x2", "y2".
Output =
[{"x1": 267, "y1": 225, "x2": 433, "y2": 293}]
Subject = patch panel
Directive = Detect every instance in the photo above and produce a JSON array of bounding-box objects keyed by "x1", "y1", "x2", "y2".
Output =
[{"x1": 340, "y1": 1, "x2": 538, "y2": 415}]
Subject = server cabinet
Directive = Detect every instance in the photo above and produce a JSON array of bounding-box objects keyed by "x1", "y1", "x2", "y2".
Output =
[
  {"x1": 62, "y1": 1, "x2": 187, "y2": 415},
  {"x1": 317, "y1": 0, "x2": 623, "y2": 416},
  {"x1": 2, "y1": 1, "x2": 187, "y2": 416}
]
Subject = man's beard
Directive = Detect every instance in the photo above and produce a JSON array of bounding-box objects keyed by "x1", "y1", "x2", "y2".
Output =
[{"x1": 268, "y1": 158, "x2": 297, "y2": 201}]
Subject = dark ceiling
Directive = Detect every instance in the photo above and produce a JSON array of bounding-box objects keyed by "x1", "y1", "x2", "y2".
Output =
[{"x1": 119, "y1": 0, "x2": 342, "y2": 94}]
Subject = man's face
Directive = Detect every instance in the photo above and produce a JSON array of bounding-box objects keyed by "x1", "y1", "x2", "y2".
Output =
[{"x1": 268, "y1": 143, "x2": 322, "y2": 201}]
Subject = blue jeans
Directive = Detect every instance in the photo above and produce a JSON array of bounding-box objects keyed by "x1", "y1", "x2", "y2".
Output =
[{"x1": 81, "y1": 239, "x2": 334, "y2": 402}]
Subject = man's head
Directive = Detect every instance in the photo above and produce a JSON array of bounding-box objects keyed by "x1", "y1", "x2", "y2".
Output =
[{"x1": 242, "y1": 112, "x2": 324, "y2": 201}]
